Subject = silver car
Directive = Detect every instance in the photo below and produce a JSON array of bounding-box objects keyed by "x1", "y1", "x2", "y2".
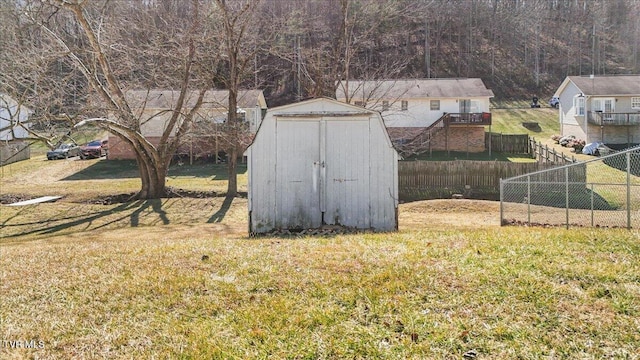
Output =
[{"x1": 47, "y1": 143, "x2": 81, "y2": 160}]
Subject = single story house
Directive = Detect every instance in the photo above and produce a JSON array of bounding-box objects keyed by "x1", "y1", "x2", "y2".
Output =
[
  {"x1": 335, "y1": 78, "x2": 494, "y2": 155},
  {"x1": 0, "y1": 94, "x2": 32, "y2": 141},
  {"x1": 108, "y1": 89, "x2": 267, "y2": 160},
  {"x1": 553, "y1": 75, "x2": 640, "y2": 147},
  {"x1": 246, "y1": 97, "x2": 398, "y2": 234}
]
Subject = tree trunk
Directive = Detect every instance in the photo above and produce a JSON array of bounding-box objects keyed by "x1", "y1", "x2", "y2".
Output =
[
  {"x1": 131, "y1": 138, "x2": 170, "y2": 199},
  {"x1": 227, "y1": 146, "x2": 238, "y2": 198},
  {"x1": 226, "y1": 86, "x2": 239, "y2": 197}
]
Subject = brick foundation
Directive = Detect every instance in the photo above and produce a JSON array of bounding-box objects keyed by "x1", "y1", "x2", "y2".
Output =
[
  {"x1": 430, "y1": 126, "x2": 486, "y2": 152},
  {"x1": 387, "y1": 126, "x2": 487, "y2": 153}
]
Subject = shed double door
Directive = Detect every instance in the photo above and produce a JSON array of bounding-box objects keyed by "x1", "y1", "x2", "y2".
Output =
[{"x1": 275, "y1": 117, "x2": 371, "y2": 229}]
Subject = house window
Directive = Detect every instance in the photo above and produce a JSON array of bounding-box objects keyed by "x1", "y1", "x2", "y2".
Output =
[
  {"x1": 592, "y1": 98, "x2": 615, "y2": 113},
  {"x1": 574, "y1": 96, "x2": 585, "y2": 116},
  {"x1": 459, "y1": 99, "x2": 471, "y2": 113},
  {"x1": 382, "y1": 100, "x2": 389, "y2": 111},
  {"x1": 470, "y1": 100, "x2": 480, "y2": 113},
  {"x1": 401, "y1": 100, "x2": 408, "y2": 111},
  {"x1": 430, "y1": 100, "x2": 440, "y2": 111},
  {"x1": 632, "y1": 97, "x2": 640, "y2": 109},
  {"x1": 354, "y1": 101, "x2": 366, "y2": 107}
]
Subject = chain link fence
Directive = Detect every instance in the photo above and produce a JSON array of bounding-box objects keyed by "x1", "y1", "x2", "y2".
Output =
[{"x1": 500, "y1": 145, "x2": 640, "y2": 229}]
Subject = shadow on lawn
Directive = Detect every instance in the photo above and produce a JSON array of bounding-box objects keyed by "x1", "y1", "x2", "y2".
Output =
[
  {"x1": 63, "y1": 159, "x2": 247, "y2": 181},
  {"x1": 208, "y1": 195, "x2": 234, "y2": 223},
  {"x1": 130, "y1": 199, "x2": 169, "y2": 226},
  {"x1": 2, "y1": 200, "x2": 173, "y2": 239}
]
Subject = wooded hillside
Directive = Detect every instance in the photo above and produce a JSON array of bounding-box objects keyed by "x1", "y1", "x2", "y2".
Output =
[
  {"x1": 260, "y1": 0, "x2": 640, "y2": 104},
  {"x1": 1, "y1": 0, "x2": 639, "y2": 109}
]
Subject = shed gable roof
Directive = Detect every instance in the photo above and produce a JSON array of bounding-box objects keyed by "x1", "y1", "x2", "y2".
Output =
[
  {"x1": 269, "y1": 97, "x2": 377, "y2": 116},
  {"x1": 249, "y1": 97, "x2": 396, "y2": 150},
  {"x1": 559, "y1": 75, "x2": 640, "y2": 96},
  {"x1": 336, "y1": 78, "x2": 494, "y2": 100}
]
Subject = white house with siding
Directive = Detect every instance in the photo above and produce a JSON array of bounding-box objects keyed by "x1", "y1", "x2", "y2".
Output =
[
  {"x1": 0, "y1": 94, "x2": 32, "y2": 141},
  {"x1": 108, "y1": 89, "x2": 267, "y2": 160},
  {"x1": 553, "y1": 75, "x2": 640, "y2": 147},
  {"x1": 336, "y1": 78, "x2": 493, "y2": 127},
  {"x1": 335, "y1": 78, "x2": 494, "y2": 154},
  {"x1": 246, "y1": 97, "x2": 398, "y2": 234}
]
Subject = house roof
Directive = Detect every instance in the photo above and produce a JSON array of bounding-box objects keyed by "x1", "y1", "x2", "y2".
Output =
[
  {"x1": 126, "y1": 89, "x2": 266, "y2": 110},
  {"x1": 559, "y1": 75, "x2": 640, "y2": 96},
  {"x1": 336, "y1": 78, "x2": 494, "y2": 100}
]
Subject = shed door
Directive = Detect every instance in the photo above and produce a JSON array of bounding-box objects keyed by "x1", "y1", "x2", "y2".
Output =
[
  {"x1": 324, "y1": 118, "x2": 371, "y2": 228},
  {"x1": 275, "y1": 120, "x2": 322, "y2": 229}
]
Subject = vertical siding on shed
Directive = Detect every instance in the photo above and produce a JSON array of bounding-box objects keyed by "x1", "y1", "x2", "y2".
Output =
[
  {"x1": 368, "y1": 115, "x2": 398, "y2": 231},
  {"x1": 248, "y1": 98, "x2": 398, "y2": 233},
  {"x1": 248, "y1": 112, "x2": 277, "y2": 233},
  {"x1": 275, "y1": 120, "x2": 322, "y2": 229},
  {"x1": 324, "y1": 118, "x2": 371, "y2": 228}
]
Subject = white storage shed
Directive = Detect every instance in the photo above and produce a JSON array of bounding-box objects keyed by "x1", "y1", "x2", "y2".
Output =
[{"x1": 247, "y1": 98, "x2": 398, "y2": 234}]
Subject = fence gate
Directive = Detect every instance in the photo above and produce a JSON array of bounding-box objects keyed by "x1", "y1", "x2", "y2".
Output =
[{"x1": 500, "y1": 145, "x2": 640, "y2": 229}]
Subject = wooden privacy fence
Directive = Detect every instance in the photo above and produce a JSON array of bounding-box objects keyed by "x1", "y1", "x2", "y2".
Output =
[
  {"x1": 485, "y1": 133, "x2": 530, "y2": 153},
  {"x1": 529, "y1": 138, "x2": 576, "y2": 164},
  {"x1": 0, "y1": 142, "x2": 30, "y2": 166},
  {"x1": 484, "y1": 134, "x2": 578, "y2": 165},
  {"x1": 398, "y1": 160, "x2": 586, "y2": 200}
]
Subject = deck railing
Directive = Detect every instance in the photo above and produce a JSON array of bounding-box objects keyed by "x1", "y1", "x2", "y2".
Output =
[
  {"x1": 587, "y1": 111, "x2": 640, "y2": 126},
  {"x1": 445, "y1": 112, "x2": 492, "y2": 126}
]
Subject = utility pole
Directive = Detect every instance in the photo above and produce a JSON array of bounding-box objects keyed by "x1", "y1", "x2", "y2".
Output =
[{"x1": 296, "y1": 35, "x2": 301, "y2": 101}]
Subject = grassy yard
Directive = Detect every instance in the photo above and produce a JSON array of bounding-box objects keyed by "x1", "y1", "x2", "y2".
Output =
[
  {"x1": 489, "y1": 107, "x2": 560, "y2": 141},
  {"x1": 1, "y1": 206, "x2": 639, "y2": 359},
  {"x1": 406, "y1": 103, "x2": 561, "y2": 162},
  {"x1": 405, "y1": 150, "x2": 536, "y2": 162},
  {"x1": 2, "y1": 116, "x2": 639, "y2": 359},
  {"x1": 0, "y1": 155, "x2": 247, "y2": 202}
]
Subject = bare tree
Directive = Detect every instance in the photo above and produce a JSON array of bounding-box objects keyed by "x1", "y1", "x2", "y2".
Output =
[
  {"x1": 212, "y1": 0, "x2": 263, "y2": 198},
  {"x1": 0, "y1": 0, "x2": 82, "y2": 148},
  {"x1": 2, "y1": 0, "x2": 216, "y2": 199}
]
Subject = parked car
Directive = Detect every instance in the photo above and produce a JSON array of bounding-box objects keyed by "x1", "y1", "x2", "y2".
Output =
[
  {"x1": 80, "y1": 140, "x2": 107, "y2": 159},
  {"x1": 549, "y1": 96, "x2": 560, "y2": 108},
  {"x1": 47, "y1": 143, "x2": 81, "y2": 160}
]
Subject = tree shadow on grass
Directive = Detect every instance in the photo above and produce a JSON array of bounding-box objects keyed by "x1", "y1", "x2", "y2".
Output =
[
  {"x1": 2, "y1": 200, "x2": 171, "y2": 240},
  {"x1": 208, "y1": 195, "x2": 234, "y2": 223},
  {"x1": 130, "y1": 199, "x2": 169, "y2": 227},
  {"x1": 63, "y1": 160, "x2": 247, "y2": 181}
]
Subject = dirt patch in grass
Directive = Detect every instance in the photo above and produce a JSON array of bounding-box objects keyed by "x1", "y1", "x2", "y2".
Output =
[
  {"x1": 400, "y1": 199, "x2": 501, "y2": 229},
  {"x1": 84, "y1": 187, "x2": 224, "y2": 205},
  {"x1": 2, "y1": 187, "x2": 247, "y2": 206},
  {"x1": 0, "y1": 193, "x2": 33, "y2": 204}
]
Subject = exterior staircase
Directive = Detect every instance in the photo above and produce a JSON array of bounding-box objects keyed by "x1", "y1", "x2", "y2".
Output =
[
  {"x1": 395, "y1": 114, "x2": 448, "y2": 157},
  {"x1": 394, "y1": 112, "x2": 492, "y2": 158}
]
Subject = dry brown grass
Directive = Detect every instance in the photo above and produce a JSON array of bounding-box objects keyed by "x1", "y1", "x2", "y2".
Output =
[
  {"x1": 2, "y1": 151, "x2": 640, "y2": 359},
  {"x1": 1, "y1": 209, "x2": 638, "y2": 359}
]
